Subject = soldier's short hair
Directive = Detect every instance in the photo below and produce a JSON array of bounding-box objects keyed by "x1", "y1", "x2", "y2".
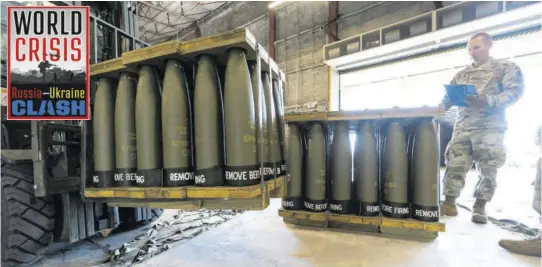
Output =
[{"x1": 471, "y1": 32, "x2": 492, "y2": 43}]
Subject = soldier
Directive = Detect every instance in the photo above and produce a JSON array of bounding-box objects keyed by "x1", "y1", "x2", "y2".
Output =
[
  {"x1": 38, "y1": 60, "x2": 53, "y2": 81},
  {"x1": 439, "y1": 32, "x2": 525, "y2": 224},
  {"x1": 498, "y1": 125, "x2": 541, "y2": 257}
]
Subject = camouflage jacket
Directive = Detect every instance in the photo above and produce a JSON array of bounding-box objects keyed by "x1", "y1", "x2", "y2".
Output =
[
  {"x1": 445, "y1": 57, "x2": 524, "y2": 132},
  {"x1": 536, "y1": 124, "x2": 541, "y2": 147}
]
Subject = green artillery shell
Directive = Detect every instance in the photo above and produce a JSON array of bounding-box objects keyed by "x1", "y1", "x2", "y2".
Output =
[
  {"x1": 114, "y1": 72, "x2": 138, "y2": 187},
  {"x1": 304, "y1": 123, "x2": 328, "y2": 212},
  {"x1": 329, "y1": 121, "x2": 352, "y2": 214},
  {"x1": 248, "y1": 61, "x2": 272, "y2": 180},
  {"x1": 263, "y1": 72, "x2": 281, "y2": 179},
  {"x1": 382, "y1": 121, "x2": 410, "y2": 218},
  {"x1": 194, "y1": 54, "x2": 225, "y2": 186},
  {"x1": 412, "y1": 119, "x2": 440, "y2": 222},
  {"x1": 353, "y1": 121, "x2": 379, "y2": 216},
  {"x1": 162, "y1": 59, "x2": 194, "y2": 187},
  {"x1": 135, "y1": 65, "x2": 163, "y2": 187},
  {"x1": 272, "y1": 79, "x2": 286, "y2": 175},
  {"x1": 92, "y1": 77, "x2": 116, "y2": 188},
  {"x1": 282, "y1": 123, "x2": 304, "y2": 210},
  {"x1": 223, "y1": 48, "x2": 259, "y2": 186}
]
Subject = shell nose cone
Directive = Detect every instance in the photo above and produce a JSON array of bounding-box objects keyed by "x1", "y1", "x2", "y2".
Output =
[{"x1": 223, "y1": 48, "x2": 260, "y2": 186}]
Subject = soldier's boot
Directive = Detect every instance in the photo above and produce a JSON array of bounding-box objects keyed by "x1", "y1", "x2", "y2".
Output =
[
  {"x1": 472, "y1": 199, "x2": 488, "y2": 224},
  {"x1": 439, "y1": 196, "x2": 458, "y2": 216},
  {"x1": 499, "y1": 236, "x2": 541, "y2": 257}
]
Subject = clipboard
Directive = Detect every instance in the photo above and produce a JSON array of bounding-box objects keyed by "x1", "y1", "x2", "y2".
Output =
[{"x1": 444, "y1": 84, "x2": 478, "y2": 107}]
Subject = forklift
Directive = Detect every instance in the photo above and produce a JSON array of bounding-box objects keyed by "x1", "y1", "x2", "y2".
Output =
[{"x1": 1, "y1": 2, "x2": 163, "y2": 266}]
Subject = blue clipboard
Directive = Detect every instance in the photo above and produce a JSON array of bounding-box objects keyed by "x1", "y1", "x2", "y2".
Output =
[{"x1": 444, "y1": 84, "x2": 478, "y2": 107}]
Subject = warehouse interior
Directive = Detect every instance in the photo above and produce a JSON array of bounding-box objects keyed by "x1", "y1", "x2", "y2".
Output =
[{"x1": 1, "y1": 1, "x2": 541, "y2": 266}]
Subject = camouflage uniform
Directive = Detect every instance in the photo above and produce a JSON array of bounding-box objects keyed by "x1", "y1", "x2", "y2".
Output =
[
  {"x1": 443, "y1": 57, "x2": 524, "y2": 202},
  {"x1": 534, "y1": 125, "x2": 541, "y2": 214},
  {"x1": 498, "y1": 125, "x2": 541, "y2": 257}
]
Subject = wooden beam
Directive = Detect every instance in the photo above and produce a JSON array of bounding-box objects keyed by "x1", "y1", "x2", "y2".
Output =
[{"x1": 268, "y1": 8, "x2": 276, "y2": 59}]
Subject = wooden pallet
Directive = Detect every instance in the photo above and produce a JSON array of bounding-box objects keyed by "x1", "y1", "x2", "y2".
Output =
[
  {"x1": 90, "y1": 28, "x2": 284, "y2": 80},
  {"x1": 284, "y1": 107, "x2": 445, "y2": 123},
  {"x1": 89, "y1": 58, "x2": 138, "y2": 79},
  {"x1": 121, "y1": 40, "x2": 183, "y2": 69},
  {"x1": 278, "y1": 209, "x2": 445, "y2": 241},
  {"x1": 84, "y1": 176, "x2": 285, "y2": 211},
  {"x1": 85, "y1": 176, "x2": 284, "y2": 199},
  {"x1": 179, "y1": 28, "x2": 282, "y2": 77}
]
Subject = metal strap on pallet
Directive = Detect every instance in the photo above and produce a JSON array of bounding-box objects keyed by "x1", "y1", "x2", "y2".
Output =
[{"x1": 255, "y1": 43, "x2": 265, "y2": 198}]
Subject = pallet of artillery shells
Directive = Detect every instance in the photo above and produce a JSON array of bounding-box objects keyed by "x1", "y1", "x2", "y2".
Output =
[
  {"x1": 278, "y1": 209, "x2": 445, "y2": 240},
  {"x1": 86, "y1": 28, "x2": 288, "y2": 212},
  {"x1": 284, "y1": 107, "x2": 446, "y2": 123},
  {"x1": 84, "y1": 176, "x2": 285, "y2": 211}
]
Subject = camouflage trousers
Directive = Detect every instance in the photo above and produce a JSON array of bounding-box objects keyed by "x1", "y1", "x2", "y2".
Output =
[
  {"x1": 443, "y1": 129, "x2": 506, "y2": 201},
  {"x1": 534, "y1": 158, "x2": 541, "y2": 215}
]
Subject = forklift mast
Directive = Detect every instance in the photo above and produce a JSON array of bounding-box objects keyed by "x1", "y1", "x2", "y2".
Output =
[{"x1": 1, "y1": 1, "x2": 155, "y2": 243}]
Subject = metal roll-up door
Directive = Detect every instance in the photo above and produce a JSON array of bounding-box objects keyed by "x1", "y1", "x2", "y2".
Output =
[{"x1": 338, "y1": 26, "x2": 541, "y2": 114}]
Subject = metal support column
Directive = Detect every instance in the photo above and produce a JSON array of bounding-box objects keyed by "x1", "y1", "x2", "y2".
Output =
[
  {"x1": 327, "y1": 1, "x2": 339, "y2": 43},
  {"x1": 268, "y1": 9, "x2": 276, "y2": 59},
  {"x1": 327, "y1": 1, "x2": 339, "y2": 111},
  {"x1": 122, "y1": 1, "x2": 131, "y2": 36},
  {"x1": 132, "y1": 2, "x2": 139, "y2": 39},
  {"x1": 113, "y1": 29, "x2": 118, "y2": 58}
]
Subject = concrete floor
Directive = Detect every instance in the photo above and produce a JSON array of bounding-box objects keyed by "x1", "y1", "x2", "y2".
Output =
[
  {"x1": 28, "y1": 210, "x2": 241, "y2": 267},
  {"x1": 137, "y1": 198, "x2": 540, "y2": 267},
  {"x1": 455, "y1": 165, "x2": 540, "y2": 228},
  {"x1": 28, "y1": 165, "x2": 539, "y2": 267},
  {"x1": 136, "y1": 165, "x2": 540, "y2": 267}
]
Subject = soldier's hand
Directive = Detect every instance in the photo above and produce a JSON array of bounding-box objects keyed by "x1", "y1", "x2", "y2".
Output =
[
  {"x1": 439, "y1": 101, "x2": 452, "y2": 111},
  {"x1": 440, "y1": 96, "x2": 452, "y2": 111},
  {"x1": 464, "y1": 95, "x2": 493, "y2": 109}
]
